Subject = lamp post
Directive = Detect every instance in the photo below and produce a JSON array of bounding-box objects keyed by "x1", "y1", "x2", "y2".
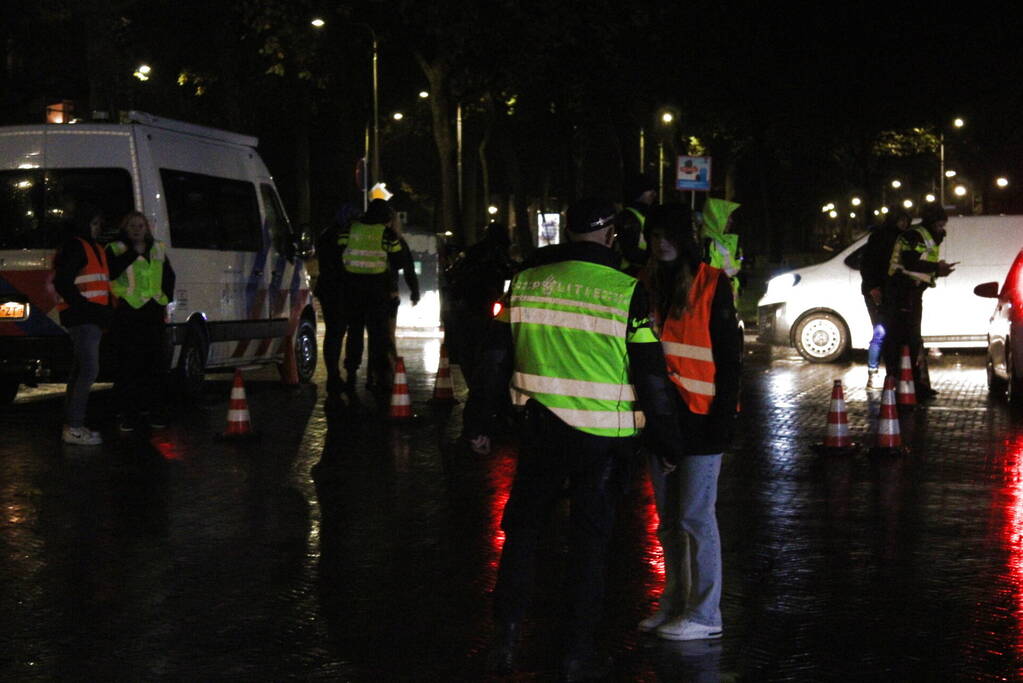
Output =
[
  {"x1": 657, "y1": 111, "x2": 674, "y2": 204},
  {"x1": 939, "y1": 116, "x2": 964, "y2": 207}
]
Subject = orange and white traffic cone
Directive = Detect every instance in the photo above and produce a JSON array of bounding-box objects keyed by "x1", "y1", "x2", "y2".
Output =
[
  {"x1": 431, "y1": 343, "x2": 456, "y2": 404},
  {"x1": 897, "y1": 345, "x2": 916, "y2": 407},
  {"x1": 871, "y1": 375, "x2": 904, "y2": 455},
  {"x1": 814, "y1": 379, "x2": 857, "y2": 454},
  {"x1": 222, "y1": 368, "x2": 257, "y2": 438},
  {"x1": 388, "y1": 357, "x2": 413, "y2": 421}
]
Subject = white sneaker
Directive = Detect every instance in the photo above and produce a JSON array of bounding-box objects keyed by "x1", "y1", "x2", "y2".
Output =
[
  {"x1": 638, "y1": 609, "x2": 673, "y2": 632},
  {"x1": 656, "y1": 616, "x2": 722, "y2": 641},
  {"x1": 62, "y1": 425, "x2": 102, "y2": 446}
]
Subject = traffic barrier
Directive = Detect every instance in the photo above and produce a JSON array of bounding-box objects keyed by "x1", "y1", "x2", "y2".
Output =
[
  {"x1": 388, "y1": 356, "x2": 413, "y2": 421},
  {"x1": 870, "y1": 375, "x2": 905, "y2": 455},
  {"x1": 813, "y1": 379, "x2": 858, "y2": 454},
  {"x1": 431, "y1": 343, "x2": 457, "y2": 404},
  {"x1": 897, "y1": 345, "x2": 916, "y2": 407},
  {"x1": 222, "y1": 368, "x2": 257, "y2": 439}
]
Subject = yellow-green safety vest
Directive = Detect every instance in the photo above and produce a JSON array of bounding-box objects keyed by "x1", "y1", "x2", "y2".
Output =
[
  {"x1": 624, "y1": 206, "x2": 647, "y2": 251},
  {"x1": 108, "y1": 241, "x2": 169, "y2": 308},
  {"x1": 888, "y1": 225, "x2": 940, "y2": 287},
  {"x1": 341, "y1": 222, "x2": 388, "y2": 274},
  {"x1": 501, "y1": 259, "x2": 657, "y2": 437}
]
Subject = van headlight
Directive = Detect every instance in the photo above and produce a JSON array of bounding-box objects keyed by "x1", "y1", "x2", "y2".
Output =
[{"x1": 765, "y1": 272, "x2": 800, "y2": 299}]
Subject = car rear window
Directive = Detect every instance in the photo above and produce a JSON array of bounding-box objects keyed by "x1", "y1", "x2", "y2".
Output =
[{"x1": 0, "y1": 168, "x2": 133, "y2": 249}]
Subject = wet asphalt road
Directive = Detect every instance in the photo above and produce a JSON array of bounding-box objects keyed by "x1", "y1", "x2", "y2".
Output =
[{"x1": 2, "y1": 333, "x2": 1023, "y2": 681}]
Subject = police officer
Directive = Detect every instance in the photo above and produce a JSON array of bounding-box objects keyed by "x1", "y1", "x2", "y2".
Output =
[
  {"x1": 336, "y1": 198, "x2": 404, "y2": 400},
  {"x1": 616, "y1": 172, "x2": 657, "y2": 274},
  {"x1": 107, "y1": 211, "x2": 176, "y2": 431},
  {"x1": 700, "y1": 197, "x2": 743, "y2": 301},
  {"x1": 464, "y1": 198, "x2": 684, "y2": 681},
  {"x1": 883, "y1": 203, "x2": 955, "y2": 396}
]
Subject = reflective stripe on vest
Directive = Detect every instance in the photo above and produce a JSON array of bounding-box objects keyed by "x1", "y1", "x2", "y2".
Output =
[
  {"x1": 625, "y1": 206, "x2": 647, "y2": 250},
  {"x1": 708, "y1": 234, "x2": 740, "y2": 277},
  {"x1": 108, "y1": 241, "x2": 169, "y2": 308},
  {"x1": 660, "y1": 262, "x2": 720, "y2": 414},
  {"x1": 888, "y1": 225, "x2": 939, "y2": 286},
  {"x1": 341, "y1": 222, "x2": 388, "y2": 274},
  {"x1": 508, "y1": 260, "x2": 644, "y2": 437},
  {"x1": 55, "y1": 237, "x2": 110, "y2": 311}
]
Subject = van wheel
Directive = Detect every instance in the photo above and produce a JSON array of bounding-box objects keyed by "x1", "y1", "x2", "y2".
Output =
[
  {"x1": 293, "y1": 320, "x2": 317, "y2": 383},
  {"x1": 176, "y1": 334, "x2": 207, "y2": 398},
  {"x1": 0, "y1": 379, "x2": 18, "y2": 405},
  {"x1": 794, "y1": 312, "x2": 848, "y2": 363}
]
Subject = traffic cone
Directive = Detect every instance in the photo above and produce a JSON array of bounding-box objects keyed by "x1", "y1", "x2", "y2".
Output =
[
  {"x1": 897, "y1": 345, "x2": 916, "y2": 407},
  {"x1": 871, "y1": 375, "x2": 904, "y2": 455},
  {"x1": 388, "y1": 356, "x2": 413, "y2": 421},
  {"x1": 814, "y1": 379, "x2": 857, "y2": 454},
  {"x1": 431, "y1": 343, "x2": 456, "y2": 404},
  {"x1": 222, "y1": 369, "x2": 257, "y2": 439}
]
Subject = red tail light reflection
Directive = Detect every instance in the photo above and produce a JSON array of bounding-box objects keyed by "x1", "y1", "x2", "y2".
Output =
[{"x1": 492, "y1": 301, "x2": 504, "y2": 318}]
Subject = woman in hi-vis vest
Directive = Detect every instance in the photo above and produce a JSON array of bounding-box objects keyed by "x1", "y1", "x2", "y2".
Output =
[
  {"x1": 637, "y1": 203, "x2": 742, "y2": 642},
  {"x1": 106, "y1": 211, "x2": 176, "y2": 432}
]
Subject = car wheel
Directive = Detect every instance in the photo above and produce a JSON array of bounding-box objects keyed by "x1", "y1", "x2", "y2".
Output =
[
  {"x1": 0, "y1": 378, "x2": 18, "y2": 405},
  {"x1": 1008, "y1": 343, "x2": 1023, "y2": 404},
  {"x1": 293, "y1": 319, "x2": 317, "y2": 383},
  {"x1": 793, "y1": 312, "x2": 849, "y2": 363},
  {"x1": 176, "y1": 333, "x2": 207, "y2": 398}
]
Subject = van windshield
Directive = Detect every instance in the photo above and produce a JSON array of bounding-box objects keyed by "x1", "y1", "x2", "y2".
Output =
[{"x1": 0, "y1": 169, "x2": 134, "y2": 249}]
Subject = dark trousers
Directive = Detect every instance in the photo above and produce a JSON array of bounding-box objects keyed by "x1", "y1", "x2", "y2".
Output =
[
  {"x1": 111, "y1": 308, "x2": 168, "y2": 417},
  {"x1": 340, "y1": 296, "x2": 390, "y2": 389},
  {"x1": 494, "y1": 401, "x2": 626, "y2": 655},
  {"x1": 882, "y1": 292, "x2": 923, "y2": 385},
  {"x1": 321, "y1": 296, "x2": 344, "y2": 380}
]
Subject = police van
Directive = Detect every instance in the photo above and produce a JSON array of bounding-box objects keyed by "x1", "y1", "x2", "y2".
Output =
[
  {"x1": 0, "y1": 111, "x2": 316, "y2": 403},
  {"x1": 757, "y1": 215, "x2": 1023, "y2": 362}
]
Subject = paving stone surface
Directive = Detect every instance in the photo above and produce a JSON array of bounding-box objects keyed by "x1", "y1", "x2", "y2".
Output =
[{"x1": 1, "y1": 337, "x2": 1020, "y2": 681}]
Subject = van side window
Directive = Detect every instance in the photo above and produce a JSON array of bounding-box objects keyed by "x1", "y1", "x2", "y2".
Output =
[
  {"x1": 161, "y1": 169, "x2": 261, "y2": 251},
  {"x1": 0, "y1": 169, "x2": 132, "y2": 249},
  {"x1": 259, "y1": 184, "x2": 293, "y2": 260}
]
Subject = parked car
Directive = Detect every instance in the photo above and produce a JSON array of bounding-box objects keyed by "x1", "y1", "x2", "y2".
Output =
[
  {"x1": 758, "y1": 215, "x2": 1023, "y2": 362},
  {"x1": 974, "y1": 247, "x2": 1023, "y2": 400},
  {"x1": 0, "y1": 111, "x2": 316, "y2": 404}
]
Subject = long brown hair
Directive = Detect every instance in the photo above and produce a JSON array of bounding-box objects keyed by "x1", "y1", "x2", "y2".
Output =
[{"x1": 644, "y1": 204, "x2": 698, "y2": 322}]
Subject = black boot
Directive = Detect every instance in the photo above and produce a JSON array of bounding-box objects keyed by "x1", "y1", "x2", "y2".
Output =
[{"x1": 485, "y1": 621, "x2": 520, "y2": 675}]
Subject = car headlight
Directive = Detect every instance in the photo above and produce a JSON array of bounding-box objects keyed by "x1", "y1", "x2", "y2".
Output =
[{"x1": 765, "y1": 272, "x2": 800, "y2": 299}]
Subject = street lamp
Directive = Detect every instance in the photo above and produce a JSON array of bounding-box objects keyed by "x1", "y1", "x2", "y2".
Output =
[
  {"x1": 657, "y1": 110, "x2": 675, "y2": 204},
  {"x1": 392, "y1": 112, "x2": 404, "y2": 121},
  {"x1": 310, "y1": 17, "x2": 325, "y2": 28},
  {"x1": 940, "y1": 116, "x2": 964, "y2": 207},
  {"x1": 133, "y1": 64, "x2": 151, "y2": 81},
  {"x1": 997, "y1": 177, "x2": 1010, "y2": 188},
  {"x1": 891, "y1": 179, "x2": 902, "y2": 189}
]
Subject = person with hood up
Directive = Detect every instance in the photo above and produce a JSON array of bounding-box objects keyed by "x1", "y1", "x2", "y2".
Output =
[
  {"x1": 636, "y1": 203, "x2": 742, "y2": 642},
  {"x1": 883, "y1": 204, "x2": 955, "y2": 397},
  {"x1": 53, "y1": 203, "x2": 113, "y2": 445},
  {"x1": 700, "y1": 198, "x2": 743, "y2": 301}
]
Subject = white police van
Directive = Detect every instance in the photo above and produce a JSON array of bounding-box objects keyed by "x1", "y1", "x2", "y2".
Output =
[
  {"x1": 0, "y1": 111, "x2": 316, "y2": 402},
  {"x1": 757, "y1": 215, "x2": 1023, "y2": 362}
]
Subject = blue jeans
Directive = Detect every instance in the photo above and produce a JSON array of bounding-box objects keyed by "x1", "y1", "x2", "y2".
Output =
[
  {"x1": 864, "y1": 294, "x2": 885, "y2": 371},
  {"x1": 64, "y1": 323, "x2": 102, "y2": 428},
  {"x1": 648, "y1": 452, "x2": 723, "y2": 627}
]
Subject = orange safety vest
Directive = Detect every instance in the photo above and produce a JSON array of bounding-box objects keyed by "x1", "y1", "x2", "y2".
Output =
[
  {"x1": 659, "y1": 262, "x2": 720, "y2": 415},
  {"x1": 56, "y1": 237, "x2": 111, "y2": 311}
]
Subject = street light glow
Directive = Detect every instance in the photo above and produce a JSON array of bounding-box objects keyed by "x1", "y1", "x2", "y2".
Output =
[
  {"x1": 997, "y1": 177, "x2": 1010, "y2": 188},
  {"x1": 419, "y1": 91, "x2": 429, "y2": 99},
  {"x1": 851, "y1": 197, "x2": 862, "y2": 206},
  {"x1": 925, "y1": 193, "x2": 936, "y2": 202},
  {"x1": 488, "y1": 205, "x2": 499, "y2": 215},
  {"x1": 311, "y1": 18, "x2": 325, "y2": 28},
  {"x1": 133, "y1": 64, "x2": 151, "y2": 81},
  {"x1": 902, "y1": 199, "x2": 914, "y2": 209},
  {"x1": 881, "y1": 206, "x2": 890, "y2": 214},
  {"x1": 954, "y1": 117, "x2": 965, "y2": 128},
  {"x1": 849, "y1": 212, "x2": 856, "y2": 219},
  {"x1": 661, "y1": 112, "x2": 674, "y2": 124},
  {"x1": 945, "y1": 169, "x2": 957, "y2": 178},
  {"x1": 392, "y1": 112, "x2": 404, "y2": 121},
  {"x1": 891, "y1": 179, "x2": 902, "y2": 189},
  {"x1": 954, "y1": 185, "x2": 967, "y2": 197},
  {"x1": 828, "y1": 210, "x2": 838, "y2": 219}
]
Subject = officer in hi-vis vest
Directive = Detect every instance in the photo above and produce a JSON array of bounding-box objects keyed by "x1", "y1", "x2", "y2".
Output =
[
  {"x1": 107, "y1": 211, "x2": 176, "y2": 432},
  {"x1": 883, "y1": 203, "x2": 955, "y2": 396},
  {"x1": 615, "y1": 172, "x2": 657, "y2": 274},
  {"x1": 335, "y1": 198, "x2": 404, "y2": 400},
  {"x1": 464, "y1": 198, "x2": 684, "y2": 680}
]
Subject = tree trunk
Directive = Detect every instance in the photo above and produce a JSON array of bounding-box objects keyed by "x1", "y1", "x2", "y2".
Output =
[{"x1": 416, "y1": 54, "x2": 459, "y2": 243}]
